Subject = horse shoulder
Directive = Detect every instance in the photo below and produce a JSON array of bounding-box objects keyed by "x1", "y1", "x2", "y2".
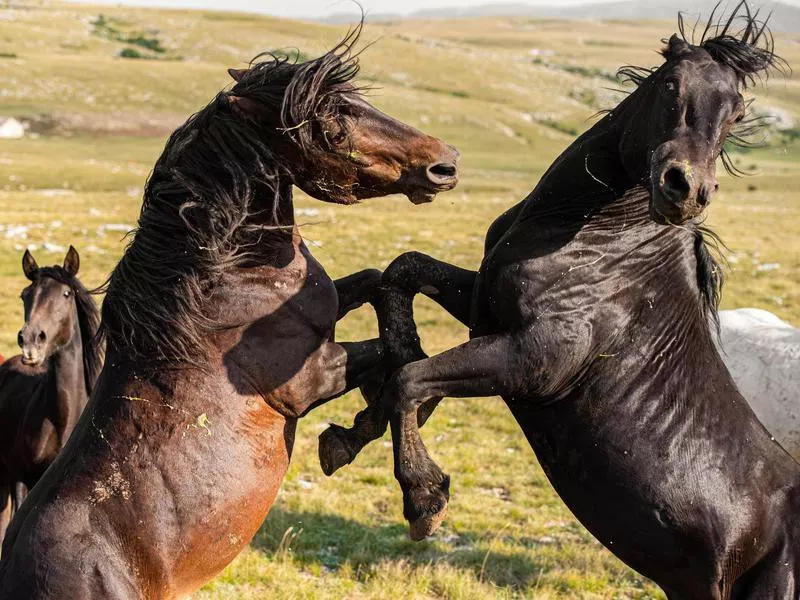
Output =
[{"x1": 484, "y1": 201, "x2": 525, "y2": 254}]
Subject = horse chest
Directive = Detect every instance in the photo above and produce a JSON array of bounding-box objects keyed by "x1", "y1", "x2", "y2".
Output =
[
  {"x1": 218, "y1": 241, "x2": 340, "y2": 414},
  {"x1": 477, "y1": 230, "x2": 612, "y2": 331}
]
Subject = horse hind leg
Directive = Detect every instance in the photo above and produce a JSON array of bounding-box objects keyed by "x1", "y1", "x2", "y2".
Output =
[{"x1": 319, "y1": 253, "x2": 476, "y2": 476}]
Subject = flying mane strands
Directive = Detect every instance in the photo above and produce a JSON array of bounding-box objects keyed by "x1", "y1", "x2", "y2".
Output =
[{"x1": 98, "y1": 27, "x2": 364, "y2": 365}]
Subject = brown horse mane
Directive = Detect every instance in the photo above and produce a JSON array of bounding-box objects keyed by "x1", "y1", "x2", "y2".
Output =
[
  {"x1": 30, "y1": 266, "x2": 103, "y2": 392},
  {"x1": 98, "y1": 25, "x2": 364, "y2": 365}
]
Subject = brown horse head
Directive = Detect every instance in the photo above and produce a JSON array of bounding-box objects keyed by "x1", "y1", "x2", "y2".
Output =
[
  {"x1": 617, "y1": 1, "x2": 783, "y2": 224},
  {"x1": 226, "y1": 26, "x2": 459, "y2": 205},
  {"x1": 17, "y1": 247, "x2": 101, "y2": 387}
]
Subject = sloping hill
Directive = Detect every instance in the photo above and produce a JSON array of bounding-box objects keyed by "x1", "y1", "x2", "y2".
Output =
[{"x1": 327, "y1": 0, "x2": 800, "y2": 33}]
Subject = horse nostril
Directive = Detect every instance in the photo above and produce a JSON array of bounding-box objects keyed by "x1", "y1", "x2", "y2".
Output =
[
  {"x1": 662, "y1": 167, "x2": 691, "y2": 204},
  {"x1": 37, "y1": 331, "x2": 46, "y2": 343},
  {"x1": 426, "y1": 162, "x2": 458, "y2": 184},
  {"x1": 17, "y1": 331, "x2": 23, "y2": 348}
]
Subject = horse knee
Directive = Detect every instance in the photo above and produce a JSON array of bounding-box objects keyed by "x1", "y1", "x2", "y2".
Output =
[{"x1": 383, "y1": 251, "x2": 429, "y2": 291}]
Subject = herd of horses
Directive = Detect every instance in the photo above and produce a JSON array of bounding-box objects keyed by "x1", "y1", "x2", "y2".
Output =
[{"x1": 0, "y1": 2, "x2": 798, "y2": 598}]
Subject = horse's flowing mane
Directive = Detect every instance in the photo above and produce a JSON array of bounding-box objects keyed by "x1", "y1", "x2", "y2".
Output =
[
  {"x1": 98, "y1": 27, "x2": 363, "y2": 365},
  {"x1": 616, "y1": 0, "x2": 786, "y2": 176},
  {"x1": 33, "y1": 266, "x2": 102, "y2": 392}
]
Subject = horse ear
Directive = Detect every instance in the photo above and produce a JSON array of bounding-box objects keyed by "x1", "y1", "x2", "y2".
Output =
[
  {"x1": 228, "y1": 95, "x2": 262, "y2": 120},
  {"x1": 22, "y1": 249, "x2": 38, "y2": 280},
  {"x1": 664, "y1": 34, "x2": 692, "y2": 59},
  {"x1": 63, "y1": 245, "x2": 79, "y2": 276},
  {"x1": 228, "y1": 68, "x2": 248, "y2": 82}
]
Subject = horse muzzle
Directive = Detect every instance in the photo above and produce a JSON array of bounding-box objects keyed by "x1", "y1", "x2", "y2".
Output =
[
  {"x1": 650, "y1": 159, "x2": 717, "y2": 225},
  {"x1": 18, "y1": 327, "x2": 47, "y2": 366}
]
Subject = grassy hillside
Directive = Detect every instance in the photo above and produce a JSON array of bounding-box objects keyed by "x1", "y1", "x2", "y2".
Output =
[{"x1": 0, "y1": 3, "x2": 798, "y2": 598}]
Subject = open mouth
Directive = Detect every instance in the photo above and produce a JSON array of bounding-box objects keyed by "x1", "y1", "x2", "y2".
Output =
[
  {"x1": 408, "y1": 189, "x2": 438, "y2": 205},
  {"x1": 407, "y1": 180, "x2": 458, "y2": 205}
]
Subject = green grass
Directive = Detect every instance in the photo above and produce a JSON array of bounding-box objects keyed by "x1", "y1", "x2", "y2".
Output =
[{"x1": 0, "y1": 3, "x2": 798, "y2": 598}]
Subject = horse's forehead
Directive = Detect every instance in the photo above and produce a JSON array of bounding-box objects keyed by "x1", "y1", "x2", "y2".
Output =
[
  {"x1": 31, "y1": 273, "x2": 70, "y2": 297},
  {"x1": 675, "y1": 49, "x2": 737, "y2": 87}
]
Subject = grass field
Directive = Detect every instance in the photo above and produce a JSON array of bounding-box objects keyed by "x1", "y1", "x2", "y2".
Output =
[{"x1": 0, "y1": 3, "x2": 798, "y2": 598}]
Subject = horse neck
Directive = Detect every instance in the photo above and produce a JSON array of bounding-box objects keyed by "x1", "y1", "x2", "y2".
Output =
[
  {"x1": 49, "y1": 316, "x2": 87, "y2": 443},
  {"x1": 525, "y1": 115, "x2": 719, "y2": 351},
  {"x1": 247, "y1": 178, "x2": 298, "y2": 260},
  {"x1": 524, "y1": 113, "x2": 636, "y2": 214}
]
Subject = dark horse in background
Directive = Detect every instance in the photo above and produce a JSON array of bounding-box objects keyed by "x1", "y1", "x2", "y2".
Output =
[
  {"x1": 0, "y1": 28, "x2": 459, "y2": 599},
  {"x1": 322, "y1": 4, "x2": 800, "y2": 597},
  {"x1": 0, "y1": 247, "x2": 101, "y2": 551}
]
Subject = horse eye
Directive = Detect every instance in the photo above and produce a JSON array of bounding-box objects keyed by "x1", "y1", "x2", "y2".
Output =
[
  {"x1": 665, "y1": 81, "x2": 677, "y2": 92},
  {"x1": 63, "y1": 290, "x2": 71, "y2": 298},
  {"x1": 328, "y1": 129, "x2": 348, "y2": 145}
]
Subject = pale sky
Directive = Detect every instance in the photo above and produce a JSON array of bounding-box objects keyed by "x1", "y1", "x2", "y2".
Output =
[{"x1": 68, "y1": 0, "x2": 800, "y2": 19}]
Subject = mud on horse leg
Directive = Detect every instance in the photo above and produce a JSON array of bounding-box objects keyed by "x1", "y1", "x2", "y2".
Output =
[{"x1": 319, "y1": 252, "x2": 476, "y2": 476}]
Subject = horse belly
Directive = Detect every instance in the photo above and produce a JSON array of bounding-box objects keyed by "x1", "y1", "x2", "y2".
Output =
[{"x1": 507, "y1": 399, "x2": 755, "y2": 590}]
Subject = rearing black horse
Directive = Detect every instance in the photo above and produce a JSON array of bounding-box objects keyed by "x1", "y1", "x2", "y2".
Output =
[{"x1": 320, "y1": 4, "x2": 800, "y2": 597}]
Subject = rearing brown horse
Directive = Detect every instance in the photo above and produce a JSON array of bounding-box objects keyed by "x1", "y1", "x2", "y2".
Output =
[
  {"x1": 0, "y1": 31, "x2": 458, "y2": 598},
  {"x1": 0, "y1": 246, "x2": 101, "y2": 549}
]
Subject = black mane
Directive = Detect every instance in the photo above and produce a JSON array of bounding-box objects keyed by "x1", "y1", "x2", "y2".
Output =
[
  {"x1": 616, "y1": 1, "x2": 786, "y2": 176},
  {"x1": 33, "y1": 266, "x2": 102, "y2": 392},
  {"x1": 99, "y1": 28, "x2": 362, "y2": 364},
  {"x1": 694, "y1": 226, "x2": 725, "y2": 332}
]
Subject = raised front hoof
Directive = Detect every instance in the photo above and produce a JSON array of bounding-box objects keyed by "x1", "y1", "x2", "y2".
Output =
[
  {"x1": 405, "y1": 476, "x2": 450, "y2": 541},
  {"x1": 319, "y1": 424, "x2": 356, "y2": 476}
]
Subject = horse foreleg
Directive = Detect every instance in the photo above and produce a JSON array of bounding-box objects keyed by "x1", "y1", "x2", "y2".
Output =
[
  {"x1": 289, "y1": 339, "x2": 384, "y2": 420},
  {"x1": 334, "y1": 269, "x2": 382, "y2": 320},
  {"x1": 384, "y1": 333, "x2": 523, "y2": 540},
  {"x1": 319, "y1": 253, "x2": 476, "y2": 476}
]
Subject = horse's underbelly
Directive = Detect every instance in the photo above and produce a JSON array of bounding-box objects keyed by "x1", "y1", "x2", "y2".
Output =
[{"x1": 505, "y1": 397, "x2": 763, "y2": 587}]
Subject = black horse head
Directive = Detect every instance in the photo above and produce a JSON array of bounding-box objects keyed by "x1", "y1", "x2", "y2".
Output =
[{"x1": 615, "y1": 1, "x2": 785, "y2": 224}]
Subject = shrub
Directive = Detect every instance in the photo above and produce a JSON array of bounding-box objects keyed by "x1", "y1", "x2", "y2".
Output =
[{"x1": 119, "y1": 48, "x2": 144, "y2": 59}]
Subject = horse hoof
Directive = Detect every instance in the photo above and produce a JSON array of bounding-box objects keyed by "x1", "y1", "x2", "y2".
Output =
[
  {"x1": 409, "y1": 503, "x2": 448, "y2": 541},
  {"x1": 318, "y1": 424, "x2": 354, "y2": 476},
  {"x1": 406, "y1": 476, "x2": 450, "y2": 541}
]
